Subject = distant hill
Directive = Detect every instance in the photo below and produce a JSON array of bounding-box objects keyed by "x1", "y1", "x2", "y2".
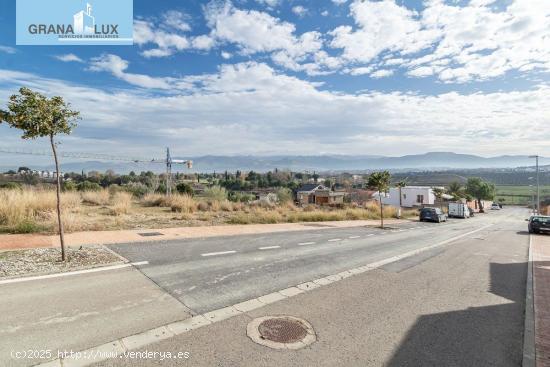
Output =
[{"x1": 1, "y1": 152, "x2": 548, "y2": 173}]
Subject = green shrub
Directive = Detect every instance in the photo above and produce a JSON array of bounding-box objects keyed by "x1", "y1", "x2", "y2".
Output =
[
  {"x1": 204, "y1": 186, "x2": 227, "y2": 201},
  {"x1": 124, "y1": 182, "x2": 149, "y2": 198},
  {"x1": 77, "y1": 181, "x2": 102, "y2": 192},
  {"x1": 63, "y1": 181, "x2": 77, "y2": 191},
  {"x1": 0, "y1": 182, "x2": 22, "y2": 190},
  {"x1": 176, "y1": 182, "x2": 194, "y2": 196},
  {"x1": 14, "y1": 219, "x2": 44, "y2": 233},
  {"x1": 275, "y1": 187, "x2": 293, "y2": 203}
]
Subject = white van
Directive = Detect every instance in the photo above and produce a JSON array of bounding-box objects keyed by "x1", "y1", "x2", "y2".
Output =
[{"x1": 448, "y1": 202, "x2": 470, "y2": 219}]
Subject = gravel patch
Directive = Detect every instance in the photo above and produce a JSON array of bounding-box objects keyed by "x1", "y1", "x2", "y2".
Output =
[{"x1": 0, "y1": 246, "x2": 122, "y2": 278}]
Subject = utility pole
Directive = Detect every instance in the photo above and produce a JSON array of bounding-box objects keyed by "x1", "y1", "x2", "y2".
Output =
[
  {"x1": 166, "y1": 147, "x2": 172, "y2": 196},
  {"x1": 530, "y1": 155, "x2": 540, "y2": 214}
]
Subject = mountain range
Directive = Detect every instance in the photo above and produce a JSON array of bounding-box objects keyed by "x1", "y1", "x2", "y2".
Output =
[{"x1": 2, "y1": 152, "x2": 548, "y2": 173}]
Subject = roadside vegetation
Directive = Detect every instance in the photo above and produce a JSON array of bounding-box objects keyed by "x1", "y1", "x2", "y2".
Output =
[{"x1": 0, "y1": 186, "x2": 417, "y2": 235}]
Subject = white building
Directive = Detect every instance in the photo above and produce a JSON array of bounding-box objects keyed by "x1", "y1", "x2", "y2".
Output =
[{"x1": 372, "y1": 186, "x2": 442, "y2": 208}]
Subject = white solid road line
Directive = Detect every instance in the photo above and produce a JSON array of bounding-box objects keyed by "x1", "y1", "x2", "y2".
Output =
[
  {"x1": 349, "y1": 236, "x2": 361, "y2": 239},
  {"x1": 0, "y1": 261, "x2": 149, "y2": 285},
  {"x1": 298, "y1": 242, "x2": 316, "y2": 246},
  {"x1": 259, "y1": 246, "x2": 281, "y2": 250},
  {"x1": 201, "y1": 250, "x2": 237, "y2": 257},
  {"x1": 328, "y1": 238, "x2": 342, "y2": 242}
]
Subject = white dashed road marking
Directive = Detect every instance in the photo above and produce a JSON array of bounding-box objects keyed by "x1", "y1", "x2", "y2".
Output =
[
  {"x1": 328, "y1": 238, "x2": 342, "y2": 242},
  {"x1": 298, "y1": 242, "x2": 316, "y2": 246},
  {"x1": 367, "y1": 234, "x2": 375, "y2": 237},
  {"x1": 258, "y1": 246, "x2": 281, "y2": 250},
  {"x1": 349, "y1": 236, "x2": 361, "y2": 239},
  {"x1": 201, "y1": 251, "x2": 237, "y2": 257}
]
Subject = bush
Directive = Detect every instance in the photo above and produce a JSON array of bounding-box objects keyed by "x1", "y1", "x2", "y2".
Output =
[
  {"x1": 141, "y1": 193, "x2": 166, "y2": 207},
  {"x1": 169, "y1": 194, "x2": 196, "y2": 213},
  {"x1": 110, "y1": 192, "x2": 132, "y2": 216},
  {"x1": 124, "y1": 182, "x2": 149, "y2": 198},
  {"x1": 63, "y1": 181, "x2": 77, "y2": 191},
  {"x1": 204, "y1": 186, "x2": 227, "y2": 201},
  {"x1": 275, "y1": 187, "x2": 293, "y2": 203},
  {"x1": 14, "y1": 219, "x2": 44, "y2": 233},
  {"x1": 77, "y1": 181, "x2": 102, "y2": 192},
  {"x1": 176, "y1": 182, "x2": 194, "y2": 196},
  {"x1": 228, "y1": 191, "x2": 255, "y2": 203},
  {"x1": 81, "y1": 189, "x2": 110, "y2": 206},
  {"x1": 0, "y1": 182, "x2": 22, "y2": 190}
]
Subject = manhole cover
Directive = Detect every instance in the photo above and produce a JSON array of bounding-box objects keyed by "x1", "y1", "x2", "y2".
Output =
[
  {"x1": 258, "y1": 318, "x2": 308, "y2": 343},
  {"x1": 247, "y1": 316, "x2": 316, "y2": 350}
]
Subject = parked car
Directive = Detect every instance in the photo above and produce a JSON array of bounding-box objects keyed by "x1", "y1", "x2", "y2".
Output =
[
  {"x1": 490, "y1": 203, "x2": 501, "y2": 210},
  {"x1": 448, "y1": 202, "x2": 470, "y2": 219},
  {"x1": 419, "y1": 207, "x2": 448, "y2": 223},
  {"x1": 528, "y1": 215, "x2": 550, "y2": 234}
]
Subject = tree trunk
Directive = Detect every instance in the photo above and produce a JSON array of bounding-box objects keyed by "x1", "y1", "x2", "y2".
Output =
[
  {"x1": 398, "y1": 187, "x2": 402, "y2": 219},
  {"x1": 478, "y1": 198, "x2": 484, "y2": 213},
  {"x1": 50, "y1": 135, "x2": 66, "y2": 261},
  {"x1": 379, "y1": 193, "x2": 384, "y2": 229}
]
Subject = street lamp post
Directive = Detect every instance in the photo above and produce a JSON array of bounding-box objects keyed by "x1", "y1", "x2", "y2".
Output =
[{"x1": 529, "y1": 155, "x2": 540, "y2": 214}]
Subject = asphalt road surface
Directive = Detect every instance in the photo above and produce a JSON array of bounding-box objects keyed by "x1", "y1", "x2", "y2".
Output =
[
  {"x1": 97, "y1": 207, "x2": 530, "y2": 367},
  {"x1": 108, "y1": 209, "x2": 517, "y2": 314}
]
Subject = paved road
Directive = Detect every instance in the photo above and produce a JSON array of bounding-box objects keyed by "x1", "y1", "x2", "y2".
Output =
[
  {"x1": 98, "y1": 207, "x2": 530, "y2": 367},
  {"x1": 0, "y1": 267, "x2": 192, "y2": 367},
  {"x1": 0, "y1": 208, "x2": 528, "y2": 367},
  {"x1": 108, "y1": 210, "x2": 514, "y2": 314}
]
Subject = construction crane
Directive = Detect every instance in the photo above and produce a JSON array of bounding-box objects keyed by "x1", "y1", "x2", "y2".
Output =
[
  {"x1": 161, "y1": 148, "x2": 193, "y2": 196},
  {"x1": 0, "y1": 147, "x2": 193, "y2": 196}
]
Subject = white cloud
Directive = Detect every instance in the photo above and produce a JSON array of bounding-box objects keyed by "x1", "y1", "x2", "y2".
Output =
[
  {"x1": 321, "y1": 10, "x2": 329, "y2": 17},
  {"x1": 370, "y1": 69, "x2": 394, "y2": 78},
  {"x1": 54, "y1": 54, "x2": 84, "y2": 63},
  {"x1": 332, "y1": 0, "x2": 347, "y2": 5},
  {"x1": 254, "y1": 0, "x2": 282, "y2": 7},
  {"x1": 329, "y1": 0, "x2": 550, "y2": 83},
  {"x1": 134, "y1": 14, "x2": 215, "y2": 58},
  {"x1": 0, "y1": 46, "x2": 16, "y2": 54},
  {"x1": 330, "y1": 0, "x2": 438, "y2": 63},
  {"x1": 292, "y1": 6, "x2": 307, "y2": 18},
  {"x1": 205, "y1": 1, "x2": 324, "y2": 74},
  {"x1": 221, "y1": 51, "x2": 232, "y2": 59},
  {"x1": 88, "y1": 54, "x2": 176, "y2": 89},
  {"x1": 1, "y1": 65, "x2": 549, "y2": 157},
  {"x1": 161, "y1": 10, "x2": 192, "y2": 32}
]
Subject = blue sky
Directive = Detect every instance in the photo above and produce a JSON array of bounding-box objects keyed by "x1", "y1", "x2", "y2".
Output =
[{"x1": 0, "y1": 0, "x2": 549, "y2": 162}]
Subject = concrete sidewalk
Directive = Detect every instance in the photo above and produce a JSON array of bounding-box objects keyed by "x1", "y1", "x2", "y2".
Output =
[
  {"x1": 532, "y1": 235, "x2": 550, "y2": 367},
  {"x1": 0, "y1": 219, "x2": 410, "y2": 250}
]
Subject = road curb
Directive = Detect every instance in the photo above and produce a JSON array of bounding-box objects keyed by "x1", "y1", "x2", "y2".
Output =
[
  {"x1": 32, "y1": 224, "x2": 494, "y2": 367},
  {"x1": 522, "y1": 234, "x2": 535, "y2": 367}
]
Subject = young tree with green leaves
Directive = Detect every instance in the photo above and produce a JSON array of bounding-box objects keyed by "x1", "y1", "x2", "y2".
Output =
[
  {"x1": 0, "y1": 87, "x2": 80, "y2": 261},
  {"x1": 465, "y1": 177, "x2": 495, "y2": 213},
  {"x1": 448, "y1": 181, "x2": 463, "y2": 200},
  {"x1": 367, "y1": 171, "x2": 391, "y2": 229}
]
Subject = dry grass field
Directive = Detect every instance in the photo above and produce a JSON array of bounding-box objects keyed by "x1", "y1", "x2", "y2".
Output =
[{"x1": 0, "y1": 188, "x2": 418, "y2": 234}]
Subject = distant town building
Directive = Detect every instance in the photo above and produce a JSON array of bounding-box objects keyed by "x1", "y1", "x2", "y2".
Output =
[
  {"x1": 372, "y1": 186, "x2": 449, "y2": 208},
  {"x1": 295, "y1": 184, "x2": 345, "y2": 205}
]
